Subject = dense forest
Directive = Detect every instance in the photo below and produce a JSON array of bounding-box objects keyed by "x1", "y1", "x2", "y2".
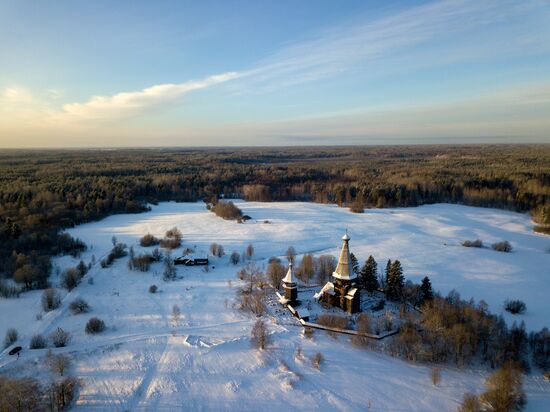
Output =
[{"x1": 0, "y1": 145, "x2": 549, "y2": 289}]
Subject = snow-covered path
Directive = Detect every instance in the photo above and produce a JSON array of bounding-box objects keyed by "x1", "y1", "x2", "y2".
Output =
[{"x1": 1, "y1": 201, "x2": 549, "y2": 411}]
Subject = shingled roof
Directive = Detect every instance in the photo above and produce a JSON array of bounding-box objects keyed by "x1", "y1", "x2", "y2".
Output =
[
  {"x1": 282, "y1": 262, "x2": 296, "y2": 285},
  {"x1": 332, "y1": 232, "x2": 357, "y2": 281}
]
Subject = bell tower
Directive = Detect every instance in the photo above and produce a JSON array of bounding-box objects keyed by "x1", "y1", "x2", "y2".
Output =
[{"x1": 282, "y1": 262, "x2": 297, "y2": 304}]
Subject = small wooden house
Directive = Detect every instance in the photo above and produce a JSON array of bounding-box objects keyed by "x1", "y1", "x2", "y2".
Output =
[{"x1": 174, "y1": 256, "x2": 209, "y2": 266}]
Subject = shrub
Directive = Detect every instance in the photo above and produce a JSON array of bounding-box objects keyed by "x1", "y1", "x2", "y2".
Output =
[
  {"x1": 349, "y1": 199, "x2": 364, "y2": 213},
  {"x1": 462, "y1": 239, "x2": 483, "y2": 248},
  {"x1": 101, "y1": 242, "x2": 127, "y2": 267},
  {"x1": 69, "y1": 298, "x2": 90, "y2": 314},
  {"x1": 316, "y1": 314, "x2": 349, "y2": 330},
  {"x1": 41, "y1": 288, "x2": 61, "y2": 312},
  {"x1": 160, "y1": 228, "x2": 182, "y2": 249},
  {"x1": 76, "y1": 260, "x2": 88, "y2": 277},
  {"x1": 30, "y1": 334, "x2": 47, "y2": 349},
  {"x1": 458, "y1": 393, "x2": 481, "y2": 412},
  {"x1": 159, "y1": 237, "x2": 181, "y2": 249},
  {"x1": 0, "y1": 279, "x2": 20, "y2": 298},
  {"x1": 230, "y1": 251, "x2": 240, "y2": 265},
  {"x1": 85, "y1": 317, "x2": 106, "y2": 334},
  {"x1": 50, "y1": 327, "x2": 71, "y2": 347},
  {"x1": 3, "y1": 328, "x2": 18, "y2": 348},
  {"x1": 544, "y1": 371, "x2": 550, "y2": 381},
  {"x1": 129, "y1": 254, "x2": 152, "y2": 272},
  {"x1": 140, "y1": 233, "x2": 159, "y2": 247},
  {"x1": 61, "y1": 268, "x2": 81, "y2": 291},
  {"x1": 312, "y1": 352, "x2": 324, "y2": 370},
  {"x1": 209, "y1": 243, "x2": 225, "y2": 257},
  {"x1": 251, "y1": 319, "x2": 268, "y2": 350},
  {"x1": 504, "y1": 299, "x2": 526, "y2": 314},
  {"x1": 492, "y1": 240, "x2": 512, "y2": 252},
  {"x1": 211, "y1": 201, "x2": 242, "y2": 220},
  {"x1": 480, "y1": 362, "x2": 525, "y2": 412},
  {"x1": 352, "y1": 314, "x2": 371, "y2": 346},
  {"x1": 110, "y1": 242, "x2": 128, "y2": 258},
  {"x1": 149, "y1": 284, "x2": 158, "y2": 293},
  {"x1": 165, "y1": 227, "x2": 182, "y2": 240}
]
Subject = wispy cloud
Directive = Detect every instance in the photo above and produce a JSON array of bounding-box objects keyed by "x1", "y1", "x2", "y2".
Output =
[
  {"x1": 59, "y1": 72, "x2": 241, "y2": 121},
  {"x1": 236, "y1": 0, "x2": 549, "y2": 92}
]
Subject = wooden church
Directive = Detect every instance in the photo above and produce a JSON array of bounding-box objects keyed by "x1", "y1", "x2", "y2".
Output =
[{"x1": 315, "y1": 232, "x2": 361, "y2": 313}]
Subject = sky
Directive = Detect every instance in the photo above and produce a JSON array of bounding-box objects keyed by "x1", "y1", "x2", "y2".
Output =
[{"x1": 0, "y1": 0, "x2": 549, "y2": 147}]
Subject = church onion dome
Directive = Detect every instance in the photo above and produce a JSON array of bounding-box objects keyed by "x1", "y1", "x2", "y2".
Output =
[
  {"x1": 282, "y1": 262, "x2": 296, "y2": 285},
  {"x1": 332, "y1": 232, "x2": 357, "y2": 281}
]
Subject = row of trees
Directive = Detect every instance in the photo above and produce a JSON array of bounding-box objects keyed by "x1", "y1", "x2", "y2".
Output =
[{"x1": 389, "y1": 290, "x2": 549, "y2": 372}]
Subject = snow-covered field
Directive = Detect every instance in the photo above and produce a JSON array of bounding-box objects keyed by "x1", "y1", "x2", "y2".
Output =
[{"x1": 1, "y1": 201, "x2": 549, "y2": 411}]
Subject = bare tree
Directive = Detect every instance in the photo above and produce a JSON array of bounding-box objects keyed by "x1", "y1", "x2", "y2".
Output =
[
  {"x1": 267, "y1": 259, "x2": 285, "y2": 289},
  {"x1": 286, "y1": 246, "x2": 296, "y2": 264},
  {"x1": 251, "y1": 319, "x2": 268, "y2": 350},
  {"x1": 172, "y1": 304, "x2": 181, "y2": 326},
  {"x1": 3, "y1": 328, "x2": 18, "y2": 348},
  {"x1": 312, "y1": 352, "x2": 324, "y2": 370},
  {"x1": 246, "y1": 243, "x2": 254, "y2": 259},
  {"x1": 430, "y1": 367, "x2": 441, "y2": 386},
  {"x1": 163, "y1": 253, "x2": 176, "y2": 281},
  {"x1": 48, "y1": 351, "x2": 71, "y2": 376},
  {"x1": 298, "y1": 254, "x2": 314, "y2": 284},
  {"x1": 316, "y1": 255, "x2": 336, "y2": 284}
]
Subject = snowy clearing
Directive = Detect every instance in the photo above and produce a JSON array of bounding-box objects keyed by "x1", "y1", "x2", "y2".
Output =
[{"x1": 1, "y1": 201, "x2": 549, "y2": 411}]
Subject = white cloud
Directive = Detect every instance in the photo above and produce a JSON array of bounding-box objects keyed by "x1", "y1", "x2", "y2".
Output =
[
  {"x1": 3, "y1": 86, "x2": 34, "y2": 104},
  {"x1": 59, "y1": 71, "x2": 241, "y2": 121}
]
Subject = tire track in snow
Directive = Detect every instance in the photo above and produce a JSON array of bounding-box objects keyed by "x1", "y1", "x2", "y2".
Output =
[{"x1": 124, "y1": 334, "x2": 170, "y2": 412}]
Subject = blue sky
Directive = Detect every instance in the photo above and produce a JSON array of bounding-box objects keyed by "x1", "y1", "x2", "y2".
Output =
[{"x1": 0, "y1": 0, "x2": 549, "y2": 147}]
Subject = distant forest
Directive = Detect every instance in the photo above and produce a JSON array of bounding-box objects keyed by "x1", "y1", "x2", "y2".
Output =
[{"x1": 0, "y1": 145, "x2": 549, "y2": 289}]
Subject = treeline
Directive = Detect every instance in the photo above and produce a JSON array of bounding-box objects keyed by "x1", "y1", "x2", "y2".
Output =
[{"x1": 0, "y1": 145, "x2": 548, "y2": 288}]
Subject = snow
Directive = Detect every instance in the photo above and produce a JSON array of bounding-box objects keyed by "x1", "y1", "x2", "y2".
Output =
[{"x1": 1, "y1": 201, "x2": 549, "y2": 411}]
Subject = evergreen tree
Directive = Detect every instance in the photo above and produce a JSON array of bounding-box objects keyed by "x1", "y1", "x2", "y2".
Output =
[
  {"x1": 385, "y1": 259, "x2": 392, "y2": 279},
  {"x1": 420, "y1": 276, "x2": 433, "y2": 304},
  {"x1": 385, "y1": 260, "x2": 404, "y2": 301},
  {"x1": 360, "y1": 255, "x2": 379, "y2": 292},
  {"x1": 350, "y1": 253, "x2": 359, "y2": 275}
]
